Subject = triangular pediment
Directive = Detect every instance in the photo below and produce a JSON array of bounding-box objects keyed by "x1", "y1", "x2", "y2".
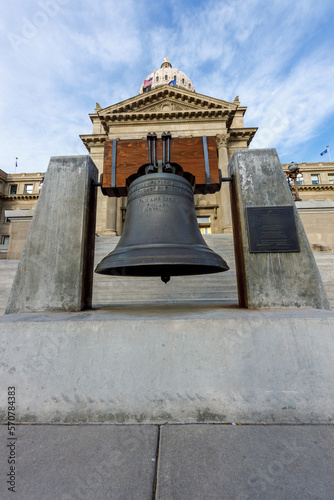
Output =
[
  {"x1": 137, "y1": 98, "x2": 203, "y2": 113},
  {"x1": 98, "y1": 86, "x2": 238, "y2": 117}
]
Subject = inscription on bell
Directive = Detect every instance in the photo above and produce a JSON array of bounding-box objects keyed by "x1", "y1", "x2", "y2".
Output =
[
  {"x1": 139, "y1": 196, "x2": 172, "y2": 203},
  {"x1": 128, "y1": 179, "x2": 193, "y2": 203},
  {"x1": 140, "y1": 195, "x2": 172, "y2": 212},
  {"x1": 144, "y1": 203, "x2": 170, "y2": 212},
  {"x1": 246, "y1": 206, "x2": 300, "y2": 253}
]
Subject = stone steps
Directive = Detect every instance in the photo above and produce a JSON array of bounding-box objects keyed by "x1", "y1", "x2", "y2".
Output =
[
  {"x1": 1, "y1": 235, "x2": 334, "y2": 313},
  {"x1": 92, "y1": 235, "x2": 238, "y2": 306}
]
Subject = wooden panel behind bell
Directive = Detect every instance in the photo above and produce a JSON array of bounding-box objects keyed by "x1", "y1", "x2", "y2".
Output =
[{"x1": 102, "y1": 136, "x2": 220, "y2": 196}]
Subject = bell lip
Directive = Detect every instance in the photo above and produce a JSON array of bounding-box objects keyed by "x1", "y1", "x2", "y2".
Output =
[
  {"x1": 95, "y1": 243, "x2": 229, "y2": 276},
  {"x1": 95, "y1": 262, "x2": 230, "y2": 277}
]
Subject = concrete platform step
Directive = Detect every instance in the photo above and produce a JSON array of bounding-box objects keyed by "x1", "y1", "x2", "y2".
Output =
[
  {"x1": 1, "y1": 237, "x2": 334, "y2": 313},
  {"x1": 94, "y1": 281, "x2": 237, "y2": 295}
]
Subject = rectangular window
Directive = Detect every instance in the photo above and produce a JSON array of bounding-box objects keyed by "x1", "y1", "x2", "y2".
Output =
[
  {"x1": 9, "y1": 184, "x2": 17, "y2": 194},
  {"x1": 328, "y1": 174, "x2": 334, "y2": 185},
  {"x1": 24, "y1": 184, "x2": 33, "y2": 194},
  {"x1": 197, "y1": 216, "x2": 211, "y2": 235},
  {"x1": 311, "y1": 175, "x2": 319, "y2": 185},
  {"x1": 1, "y1": 235, "x2": 9, "y2": 245}
]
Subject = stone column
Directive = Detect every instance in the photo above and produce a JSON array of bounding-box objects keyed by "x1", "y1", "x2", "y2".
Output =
[
  {"x1": 103, "y1": 197, "x2": 118, "y2": 236},
  {"x1": 116, "y1": 197, "x2": 125, "y2": 235},
  {"x1": 5, "y1": 156, "x2": 98, "y2": 314},
  {"x1": 216, "y1": 134, "x2": 232, "y2": 233}
]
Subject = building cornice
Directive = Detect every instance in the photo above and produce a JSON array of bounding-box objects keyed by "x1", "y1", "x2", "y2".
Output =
[
  {"x1": 80, "y1": 127, "x2": 258, "y2": 152},
  {"x1": 80, "y1": 134, "x2": 108, "y2": 151},
  {"x1": 2, "y1": 194, "x2": 39, "y2": 200},
  {"x1": 99, "y1": 109, "x2": 232, "y2": 130},
  {"x1": 99, "y1": 87, "x2": 238, "y2": 115},
  {"x1": 283, "y1": 162, "x2": 334, "y2": 170},
  {"x1": 229, "y1": 128, "x2": 258, "y2": 146},
  {"x1": 1, "y1": 173, "x2": 44, "y2": 181},
  {"x1": 297, "y1": 184, "x2": 334, "y2": 191}
]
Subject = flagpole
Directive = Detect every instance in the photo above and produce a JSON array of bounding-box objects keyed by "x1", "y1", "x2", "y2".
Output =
[{"x1": 327, "y1": 145, "x2": 332, "y2": 162}]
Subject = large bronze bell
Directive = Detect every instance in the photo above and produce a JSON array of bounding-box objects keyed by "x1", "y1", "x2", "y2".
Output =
[{"x1": 95, "y1": 172, "x2": 229, "y2": 283}]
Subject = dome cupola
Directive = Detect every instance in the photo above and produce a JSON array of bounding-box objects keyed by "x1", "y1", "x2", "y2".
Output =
[{"x1": 139, "y1": 58, "x2": 195, "y2": 94}]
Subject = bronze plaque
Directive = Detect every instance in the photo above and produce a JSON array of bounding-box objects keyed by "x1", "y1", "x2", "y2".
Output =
[{"x1": 246, "y1": 206, "x2": 300, "y2": 253}]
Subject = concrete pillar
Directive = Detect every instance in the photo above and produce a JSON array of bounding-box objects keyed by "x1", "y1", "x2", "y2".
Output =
[
  {"x1": 216, "y1": 134, "x2": 232, "y2": 233},
  {"x1": 5, "y1": 156, "x2": 98, "y2": 314},
  {"x1": 228, "y1": 149, "x2": 331, "y2": 310}
]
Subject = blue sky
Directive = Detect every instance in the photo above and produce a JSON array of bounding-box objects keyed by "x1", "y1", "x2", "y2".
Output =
[{"x1": 1, "y1": 0, "x2": 334, "y2": 173}]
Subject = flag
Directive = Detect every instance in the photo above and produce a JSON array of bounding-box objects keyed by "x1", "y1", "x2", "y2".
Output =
[
  {"x1": 320, "y1": 149, "x2": 328, "y2": 156},
  {"x1": 143, "y1": 77, "x2": 153, "y2": 88},
  {"x1": 168, "y1": 77, "x2": 176, "y2": 86}
]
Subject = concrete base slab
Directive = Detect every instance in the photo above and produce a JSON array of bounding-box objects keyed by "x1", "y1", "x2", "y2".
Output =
[
  {"x1": 157, "y1": 424, "x2": 334, "y2": 500},
  {"x1": 0, "y1": 424, "x2": 158, "y2": 500},
  {"x1": 1, "y1": 306, "x2": 334, "y2": 424}
]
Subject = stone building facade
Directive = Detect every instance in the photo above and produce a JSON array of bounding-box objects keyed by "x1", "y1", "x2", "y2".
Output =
[
  {"x1": 282, "y1": 161, "x2": 334, "y2": 252},
  {"x1": 0, "y1": 169, "x2": 43, "y2": 259},
  {"x1": 282, "y1": 161, "x2": 334, "y2": 201},
  {"x1": 80, "y1": 60, "x2": 257, "y2": 238},
  {"x1": 1, "y1": 60, "x2": 334, "y2": 258}
]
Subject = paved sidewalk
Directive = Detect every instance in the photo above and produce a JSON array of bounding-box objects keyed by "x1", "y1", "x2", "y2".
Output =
[{"x1": 1, "y1": 424, "x2": 334, "y2": 499}]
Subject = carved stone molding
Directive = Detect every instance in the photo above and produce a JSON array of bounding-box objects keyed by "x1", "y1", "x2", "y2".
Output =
[
  {"x1": 4, "y1": 194, "x2": 39, "y2": 200},
  {"x1": 143, "y1": 102, "x2": 186, "y2": 112},
  {"x1": 228, "y1": 128, "x2": 257, "y2": 146},
  {"x1": 215, "y1": 134, "x2": 230, "y2": 149},
  {"x1": 80, "y1": 135, "x2": 107, "y2": 151},
  {"x1": 298, "y1": 185, "x2": 334, "y2": 191},
  {"x1": 98, "y1": 87, "x2": 237, "y2": 117},
  {"x1": 99, "y1": 109, "x2": 229, "y2": 129}
]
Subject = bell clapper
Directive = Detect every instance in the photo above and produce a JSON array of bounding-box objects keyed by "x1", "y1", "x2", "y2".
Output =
[{"x1": 161, "y1": 276, "x2": 170, "y2": 284}]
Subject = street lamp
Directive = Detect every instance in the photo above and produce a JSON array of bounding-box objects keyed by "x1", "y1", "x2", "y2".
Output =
[{"x1": 286, "y1": 162, "x2": 303, "y2": 201}]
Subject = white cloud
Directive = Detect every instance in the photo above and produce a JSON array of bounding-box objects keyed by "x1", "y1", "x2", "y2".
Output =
[
  {"x1": 0, "y1": 0, "x2": 334, "y2": 171},
  {"x1": 249, "y1": 52, "x2": 334, "y2": 150}
]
